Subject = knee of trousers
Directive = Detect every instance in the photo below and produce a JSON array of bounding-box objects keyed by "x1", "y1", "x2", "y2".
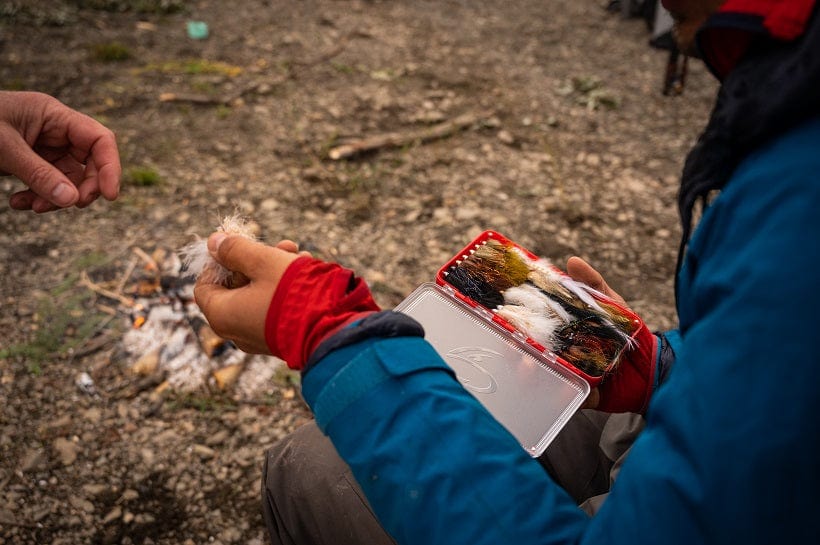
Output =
[{"x1": 261, "y1": 422, "x2": 347, "y2": 505}]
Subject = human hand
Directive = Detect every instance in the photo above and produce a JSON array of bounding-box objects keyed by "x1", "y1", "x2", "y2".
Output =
[
  {"x1": 566, "y1": 257, "x2": 657, "y2": 414},
  {"x1": 0, "y1": 91, "x2": 121, "y2": 213},
  {"x1": 195, "y1": 233, "x2": 380, "y2": 369},
  {"x1": 194, "y1": 233, "x2": 302, "y2": 354}
]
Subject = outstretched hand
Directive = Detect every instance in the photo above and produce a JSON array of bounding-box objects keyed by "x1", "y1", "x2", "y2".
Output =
[
  {"x1": 193, "y1": 233, "x2": 304, "y2": 354},
  {"x1": 0, "y1": 91, "x2": 121, "y2": 213}
]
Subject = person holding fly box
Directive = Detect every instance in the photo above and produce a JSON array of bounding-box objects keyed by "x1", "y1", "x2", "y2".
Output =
[{"x1": 194, "y1": 1, "x2": 820, "y2": 543}]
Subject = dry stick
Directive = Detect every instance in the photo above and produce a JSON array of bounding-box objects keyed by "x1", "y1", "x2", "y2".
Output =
[
  {"x1": 293, "y1": 38, "x2": 348, "y2": 68},
  {"x1": 79, "y1": 270, "x2": 137, "y2": 308},
  {"x1": 157, "y1": 75, "x2": 287, "y2": 105},
  {"x1": 327, "y1": 113, "x2": 480, "y2": 160},
  {"x1": 115, "y1": 256, "x2": 139, "y2": 294},
  {"x1": 67, "y1": 316, "x2": 119, "y2": 361},
  {"x1": 131, "y1": 246, "x2": 158, "y2": 270}
]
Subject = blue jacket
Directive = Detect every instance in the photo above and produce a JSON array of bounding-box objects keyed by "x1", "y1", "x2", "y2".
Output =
[{"x1": 301, "y1": 115, "x2": 820, "y2": 544}]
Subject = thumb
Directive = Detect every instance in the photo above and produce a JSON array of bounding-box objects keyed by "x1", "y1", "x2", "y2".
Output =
[
  {"x1": 207, "y1": 233, "x2": 299, "y2": 284},
  {"x1": 0, "y1": 129, "x2": 79, "y2": 207},
  {"x1": 566, "y1": 256, "x2": 607, "y2": 292},
  {"x1": 566, "y1": 256, "x2": 625, "y2": 305}
]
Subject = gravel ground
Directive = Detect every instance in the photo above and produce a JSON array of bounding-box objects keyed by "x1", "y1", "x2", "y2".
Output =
[{"x1": 0, "y1": 1, "x2": 717, "y2": 543}]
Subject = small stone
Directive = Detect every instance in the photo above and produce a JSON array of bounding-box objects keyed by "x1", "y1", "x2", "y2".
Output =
[
  {"x1": 219, "y1": 527, "x2": 242, "y2": 543},
  {"x1": 454, "y1": 206, "x2": 481, "y2": 221},
  {"x1": 82, "y1": 408, "x2": 102, "y2": 424},
  {"x1": 585, "y1": 153, "x2": 601, "y2": 167},
  {"x1": 82, "y1": 484, "x2": 109, "y2": 497},
  {"x1": 53, "y1": 437, "x2": 79, "y2": 466},
  {"x1": 20, "y1": 448, "x2": 46, "y2": 472},
  {"x1": 140, "y1": 448, "x2": 155, "y2": 465},
  {"x1": 103, "y1": 507, "x2": 122, "y2": 524},
  {"x1": 41, "y1": 415, "x2": 72, "y2": 437},
  {"x1": 205, "y1": 430, "x2": 230, "y2": 446},
  {"x1": 120, "y1": 489, "x2": 139, "y2": 502},
  {"x1": 69, "y1": 495, "x2": 95, "y2": 513},
  {"x1": 497, "y1": 130, "x2": 515, "y2": 145},
  {"x1": 191, "y1": 444, "x2": 216, "y2": 459},
  {"x1": 135, "y1": 513, "x2": 156, "y2": 524}
]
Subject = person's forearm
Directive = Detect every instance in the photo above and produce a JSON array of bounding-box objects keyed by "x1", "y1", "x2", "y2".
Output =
[{"x1": 301, "y1": 335, "x2": 590, "y2": 545}]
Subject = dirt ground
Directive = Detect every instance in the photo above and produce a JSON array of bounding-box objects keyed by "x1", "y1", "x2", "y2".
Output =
[{"x1": 0, "y1": 1, "x2": 718, "y2": 543}]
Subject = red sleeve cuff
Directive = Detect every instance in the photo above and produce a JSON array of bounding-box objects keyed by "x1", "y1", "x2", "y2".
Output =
[{"x1": 264, "y1": 256, "x2": 381, "y2": 370}]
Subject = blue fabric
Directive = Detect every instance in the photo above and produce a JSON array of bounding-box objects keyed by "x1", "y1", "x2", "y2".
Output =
[{"x1": 302, "y1": 116, "x2": 820, "y2": 544}]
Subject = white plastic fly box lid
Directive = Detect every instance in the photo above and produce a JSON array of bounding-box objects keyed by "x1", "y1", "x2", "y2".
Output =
[{"x1": 395, "y1": 282, "x2": 590, "y2": 457}]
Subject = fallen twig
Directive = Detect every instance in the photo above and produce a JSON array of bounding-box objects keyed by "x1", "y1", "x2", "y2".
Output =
[
  {"x1": 79, "y1": 270, "x2": 137, "y2": 308},
  {"x1": 131, "y1": 246, "x2": 159, "y2": 271},
  {"x1": 159, "y1": 76, "x2": 288, "y2": 106},
  {"x1": 115, "y1": 257, "x2": 139, "y2": 295},
  {"x1": 294, "y1": 40, "x2": 348, "y2": 68},
  {"x1": 328, "y1": 113, "x2": 480, "y2": 160},
  {"x1": 65, "y1": 305, "x2": 120, "y2": 364}
]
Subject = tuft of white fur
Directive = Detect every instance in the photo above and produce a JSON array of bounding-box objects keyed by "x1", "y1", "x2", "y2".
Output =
[
  {"x1": 179, "y1": 214, "x2": 257, "y2": 285},
  {"x1": 503, "y1": 283, "x2": 573, "y2": 323},
  {"x1": 496, "y1": 304, "x2": 562, "y2": 349}
]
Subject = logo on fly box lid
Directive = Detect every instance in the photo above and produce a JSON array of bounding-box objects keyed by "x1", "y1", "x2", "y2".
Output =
[{"x1": 446, "y1": 347, "x2": 501, "y2": 394}]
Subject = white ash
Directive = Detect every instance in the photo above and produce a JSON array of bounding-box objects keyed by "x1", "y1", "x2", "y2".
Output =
[
  {"x1": 120, "y1": 301, "x2": 286, "y2": 397},
  {"x1": 164, "y1": 344, "x2": 213, "y2": 392},
  {"x1": 121, "y1": 308, "x2": 183, "y2": 358},
  {"x1": 235, "y1": 355, "x2": 284, "y2": 399}
]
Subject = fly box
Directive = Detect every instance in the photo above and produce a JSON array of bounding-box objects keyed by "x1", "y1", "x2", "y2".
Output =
[{"x1": 395, "y1": 230, "x2": 644, "y2": 457}]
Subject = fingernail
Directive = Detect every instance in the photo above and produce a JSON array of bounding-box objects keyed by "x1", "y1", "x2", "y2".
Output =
[
  {"x1": 51, "y1": 182, "x2": 76, "y2": 207},
  {"x1": 208, "y1": 233, "x2": 227, "y2": 253}
]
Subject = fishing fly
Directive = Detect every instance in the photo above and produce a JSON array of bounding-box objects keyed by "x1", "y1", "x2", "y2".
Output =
[{"x1": 443, "y1": 236, "x2": 639, "y2": 378}]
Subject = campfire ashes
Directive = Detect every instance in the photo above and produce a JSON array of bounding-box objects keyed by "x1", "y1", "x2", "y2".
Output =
[{"x1": 116, "y1": 215, "x2": 287, "y2": 399}]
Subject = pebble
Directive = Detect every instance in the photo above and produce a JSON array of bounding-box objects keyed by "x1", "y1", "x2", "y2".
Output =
[
  {"x1": 103, "y1": 506, "x2": 122, "y2": 524},
  {"x1": 220, "y1": 527, "x2": 242, "y2": 543},
  {"x1": 120, "y1": 489, "x2": 140, "y2": 502},
  {"x1": 191, "y1": 444, "x2": 216, "y2": 459},
  {"x1": 69, "y1": 495, "x2": 95, "y2": 513},
  {"x1": 140, "y1": 448, "x2": 156, "y2": 465},
  {"x1": 205, "y1": 430, "x2": 230, "y2": 446},
  {"x1": 53, "y1": 437, "x2": 79, "y2": 466},
  {"x1": 82, "y1": 483, "x2": 109, "y2": 497},
  {"x1": 20, "y1": 448, "x2": 46, "y2": 472},
  {"x1": 497, "y1": 130, "x2": 515, "y2": 145},
  {"x1": 83, "y1": 407, "x2": 103, "y2": 424}
]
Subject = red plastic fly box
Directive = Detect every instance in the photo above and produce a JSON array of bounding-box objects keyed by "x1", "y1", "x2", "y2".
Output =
[
  {"x1": 395, "y1": 230, "x2": 643, "y2": 457},
  {"x1": 436, "y1": 230, "x2": 644, "y2": 386}
]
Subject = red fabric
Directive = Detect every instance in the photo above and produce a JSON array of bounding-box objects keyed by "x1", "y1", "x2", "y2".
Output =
[
  {"x1": 698, "y1": 28, "x2": 754, "y2": 78},
  {"x1": 596, "y1": 322, "x2": 658, "y2": 414},
  {"x1": 264, "y1": 256, "x2": 380, "y2": 370},
  {"x1": 699, "y1": 0, "x2": 816, "y2": 78},
  {"x1": 718, "y1": 0, "x2": 816, "y2": 39}
]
